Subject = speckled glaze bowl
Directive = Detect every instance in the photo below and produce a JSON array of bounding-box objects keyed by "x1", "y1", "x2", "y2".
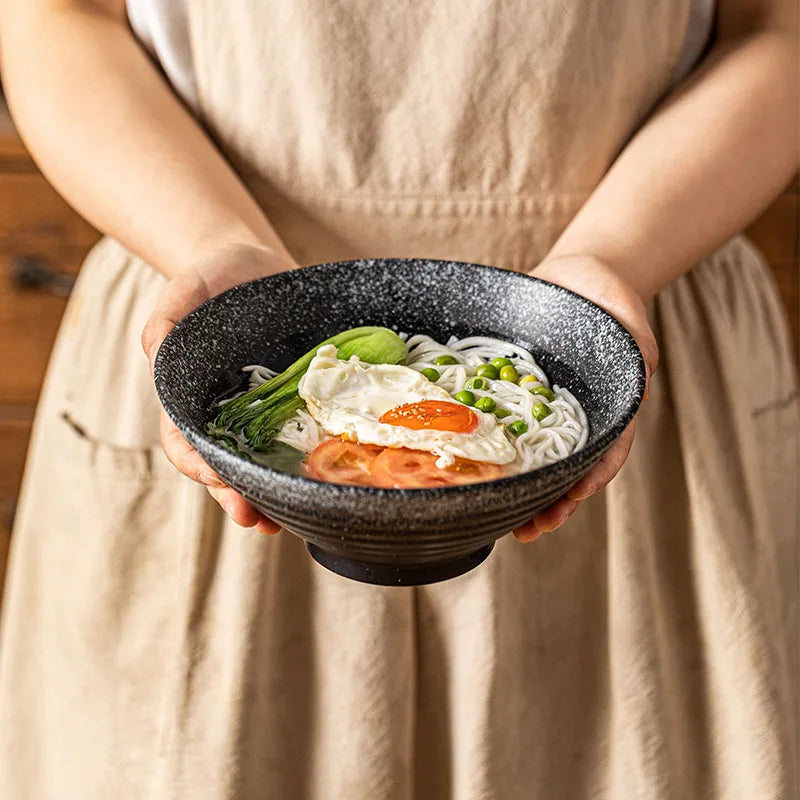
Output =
[{"x1": 154, "y1": 258, "x2": 645, "y2": 586}]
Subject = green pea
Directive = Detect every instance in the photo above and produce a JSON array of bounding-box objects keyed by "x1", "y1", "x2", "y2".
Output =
[
  {"x1": 494, "y1": 408, "x2": 511, "y2": 419},
  {"x1": 420, "y1": 367, "x2": 440, "y2": 382},
  {"x1": 491, "y1": 357, "x2": 513, "y2": 369},
  {"x1": 499, "y1": 365, "x2": 519, "y2": 383},
  {"x1": 434, "y1": 354, "x2": 458, "y2": 366},
  {"x1": 464, "y1": 377, "x2": 487, "y2": 390},
  {"x1": 529, "y1": 386, "x2": 555, "y2": 401},
  {"x1": 474, "y1": 396, "x2": 496, "y2": 413},
  {"x1": 532, "y1": 402, "x2": 552, "y2": 421},
  {"x1": 518, "y1": 374, "x2": 539, "y2": 387},
  {"x1": 455, "y1": 389, "x2": 476, "y2": 406},
  {"x1": 475, "y1": 363, "x2": 499, "y2": 380},
  {"x1": 508, "y1": 420, "x2": 528, "y2": 436}
]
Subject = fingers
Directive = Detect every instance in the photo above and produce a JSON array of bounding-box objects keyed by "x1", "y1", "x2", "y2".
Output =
[
  {"x1": 160, "y1": 411, "x2": 225, "y2": 487},
  {"x1": 255, "y1": 517, "x2": 282, "y2": 535},
  {"x1": 569, "y1": 420, "x2": 636, "y2": 499},
  {"x1": 514, "y1": 420, "x2": 637, "y2": 543},
  {"x1": 630, "y1": 321, "x2": 659, "y2": 403},
  {"x1": 531, "y1": 256, "x2": 659, "y2": 397},
  {"x1": 513, "y1": 496, "x2": 579, "y2": 543},
  {"x1": 143, "y1": 246, "x2": 297, "y2": 369},
  {"x1": 512, "y1": 521, "x2": 543, "y2": 544},
  {"x1": 207, "y1": 488, "x2": 282, "y2": 534},
  {"x1": 207, "y1": 486, "x2": 282, "y2": 534},
  {"x1": 141, "y1": 317, "x2": 176, "y2": 375},
  {"x1": 141, "y1": 267, "x2": 209, "y2": 370},
  {"x1": 145, "y1": 252, "x2": 291, "y2": 536},
  {"x1": 207, "y1": 485, "x2": 258, "y2": 526},
  {"x1": 159, "y1": 411, "x2": 282, "y2": 533},
  {"x1": 582, "y1": 282, "x2": 659, "y2": 400}
]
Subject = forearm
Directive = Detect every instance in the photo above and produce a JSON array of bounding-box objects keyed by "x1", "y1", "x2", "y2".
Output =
[
  {"x1": 546, "y1": 22, "x2": 799, "y2": 300},
  {"x1": 0, "y1": 1, "x2": 292, "y2": 277}
]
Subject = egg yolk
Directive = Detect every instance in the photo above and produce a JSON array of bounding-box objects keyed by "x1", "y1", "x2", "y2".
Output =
[{"x1": 379, "y1": 400, "x2": 478, "y2": 433}]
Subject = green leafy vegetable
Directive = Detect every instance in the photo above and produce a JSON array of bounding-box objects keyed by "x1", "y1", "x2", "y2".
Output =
[
  {"x1": 247, "y1": 441, "x2": 307, "y2": 474},
  {"x1": 336, "y1": 327, "x2": 407, "y2": 365},
  {"x1": 207, "y1": 326, "x2": 407, "y2": 455}
]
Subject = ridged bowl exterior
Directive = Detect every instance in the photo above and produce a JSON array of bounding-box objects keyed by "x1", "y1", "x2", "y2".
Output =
[{"x1": 154, "y1": 259, "x2": 645, "y2": 574}]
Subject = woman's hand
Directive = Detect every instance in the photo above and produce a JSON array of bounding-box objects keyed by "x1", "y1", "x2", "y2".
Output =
[
  {"x1": 513, "y1": 254, "x2": 659, "y2": 543},
  {"x1": 142, "y1": 243, "x2": 298, "y2": 534}
]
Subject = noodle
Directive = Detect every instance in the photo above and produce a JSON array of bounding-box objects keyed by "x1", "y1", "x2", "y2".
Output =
[
  {"x1": 401, "y1": 333, "x2": 587, "y2": 471},
  {"x1": 273, "y1": 407, "x2": 331, "y2": 451},
  {"x1": 241, "y1": 332, "x2": 588, "y2": 473}
]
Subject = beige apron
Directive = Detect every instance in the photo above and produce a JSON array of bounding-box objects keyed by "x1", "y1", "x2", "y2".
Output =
[{"x1": 1, "y1": 2, "x2": 797, "y2": 798}]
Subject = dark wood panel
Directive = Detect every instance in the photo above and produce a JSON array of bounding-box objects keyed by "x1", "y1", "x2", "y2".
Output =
[
  {"x1": 0, "y1": 413, "x2": 32, "y2": 498},
  {"x1": 0, "y1": 249, "x2": 88, "y2": 404},
  {"x1": 747, "y1": 192, "x2": 799, "y2": 264},
  {"x1": 747, "y1": 180, "x2": 800, "y2": 356},
  {"x1": 0, "y1": 102, "x2": 33, "y2": 168},
  {"x1": 0, "y1": 173, "x2": 99, "y2": 251},
  {"x1": 0, "y1": 514, "x2": 9, "y2": 609},
  {"x1": 0, "y1": 413, "x2": 33, "y2": 606},
  {"x1": 765, "y1": 259, "x2": 799, "y2": 350}
]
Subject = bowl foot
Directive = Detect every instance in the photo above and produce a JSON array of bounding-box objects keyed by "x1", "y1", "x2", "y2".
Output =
[{"x1": 306, "y1": 543, "x2": 494, "y2": 586}]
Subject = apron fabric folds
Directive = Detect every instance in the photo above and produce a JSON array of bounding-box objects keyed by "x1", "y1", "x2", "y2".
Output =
[{"x1": 1, "y1": 2, "x2": 797, "y2": 798}]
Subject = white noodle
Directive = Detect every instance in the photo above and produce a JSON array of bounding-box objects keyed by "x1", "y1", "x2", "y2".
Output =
[
  {"x1": 243, "y1": 364, "x2": 278, "y2": 386},
  {"x1": 273, "y1": 408, "x2": 332, "y2": 451},
  {"x1": 239, "y1": 333, "x2": 589, "y2": 473},
  {"x1": 401, "y1": 333, "x2": 587, "y2": 471}
]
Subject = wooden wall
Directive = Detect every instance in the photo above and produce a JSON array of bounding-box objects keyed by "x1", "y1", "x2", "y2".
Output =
[
  {"x1": 0, "y1": 109, "x2": 100, "y2": 598},
  {"x1": 747, "y1": 177, "x2": 799, "y2": 343}
]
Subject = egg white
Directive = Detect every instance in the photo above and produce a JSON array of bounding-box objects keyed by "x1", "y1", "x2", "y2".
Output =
[{"x1": 298, "y1": 345, "x2": 517, "y2": 467}]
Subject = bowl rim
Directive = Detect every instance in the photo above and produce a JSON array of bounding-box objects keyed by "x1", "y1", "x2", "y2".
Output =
[{"x1": 154, "y1": 257, "x2": 647, "y2": 498}]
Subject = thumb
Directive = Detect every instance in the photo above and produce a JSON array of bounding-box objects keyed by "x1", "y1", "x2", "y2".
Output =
[
  {"x1": 141, "y1": 267, "x2": 209, "y2": 373},
  {"x1": 141, "y1": 315, "x2": 175, "y2": 376}
]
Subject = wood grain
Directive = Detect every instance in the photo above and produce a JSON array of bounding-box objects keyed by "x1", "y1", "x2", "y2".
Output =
[
  {"x1": 747, "y1": 193, "x2": 799, "y2": 263},
  {"x1": 0, "y1": 248, "x2": 87, "y2": 405},
  {"x1": 746, "y1": 182, "x2": 799, "y2": 353},
  {"x1": 0, "y1": 411, "x2": 33, "y2": 607},
  {"x1": 0, "y1": 411, "x2": 32, "y2": 499},
  {"x1": 0, "y1": 520, "x2": 8, "y2": 609},
  {"x1": 0, "y1": 173, "x2": 98, "y2": 251},
  {"x1": 0, "y1": 105, "x2": 31, "y2": 167},
  {"x1": 0, "y1": 106, "x2": 100, "y2": 404}
]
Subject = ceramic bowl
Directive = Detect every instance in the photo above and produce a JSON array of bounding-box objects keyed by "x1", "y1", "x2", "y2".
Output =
[{"x1": 154, "y1": 258, "x2": 645, "y2": 585}]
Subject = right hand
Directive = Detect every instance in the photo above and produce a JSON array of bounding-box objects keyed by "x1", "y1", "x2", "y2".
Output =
[
  {"x1": 142, "y1": 242, "x2": 299, "y2": 534},
  {"x1": 513, "y1": 254, "x2": 659, "y2": 542}
]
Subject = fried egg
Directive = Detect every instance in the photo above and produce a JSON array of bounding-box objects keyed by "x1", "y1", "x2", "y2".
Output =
[{"x1": 298, "y1": 345, "x2": 516, "y2": 467}]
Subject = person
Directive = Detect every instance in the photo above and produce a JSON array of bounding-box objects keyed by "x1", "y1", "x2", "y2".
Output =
[{"x1": 0, "y1": 0, "x2": 797, "y2": 797}]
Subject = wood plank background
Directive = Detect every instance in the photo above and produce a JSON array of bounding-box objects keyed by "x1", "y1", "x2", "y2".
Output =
[
  {"x1": 0, "y1": 106, "x2": 797, "y2": 601},
  {"x1": 0, "y1": 109, "x2": 99, "y2": 597}
]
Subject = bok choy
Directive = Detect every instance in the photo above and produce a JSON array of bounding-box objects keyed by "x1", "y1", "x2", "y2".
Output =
[{"x1": 206, "y1": 326, "x2": 407, "y2": 457}]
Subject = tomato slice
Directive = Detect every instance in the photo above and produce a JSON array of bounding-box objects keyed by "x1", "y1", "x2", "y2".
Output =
[
  {"x1": 305, "y1": 439, "x2": 383, "y2": 486},
  {"x1": 368, "y1": 447, "x2": 505, "y2": 489},
  {"x1": 379, "y1": 400, "x2": 478, "y2": 433}
]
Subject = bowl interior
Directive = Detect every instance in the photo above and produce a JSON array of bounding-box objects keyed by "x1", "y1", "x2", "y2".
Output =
[{"x1": 155, "y1": 258, "x2": 644, "y2": 464}]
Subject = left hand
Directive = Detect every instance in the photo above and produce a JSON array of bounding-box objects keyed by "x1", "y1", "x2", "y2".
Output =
[
  {"x1": 142, "y1": 242, "x2": 298, "y2": 534},
  {"x1": 513, "y1": 254, "x2": 659, "y2": 543}
]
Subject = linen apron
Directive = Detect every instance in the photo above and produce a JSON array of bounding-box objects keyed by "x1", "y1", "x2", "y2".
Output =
[{"x1": 1, "y1": 2, "x2": 797, "y2": 798}]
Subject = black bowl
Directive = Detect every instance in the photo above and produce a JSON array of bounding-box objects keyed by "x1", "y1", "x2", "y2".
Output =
[{"x1": 154, "y1": 258, "x2": 645, "y2": 585}]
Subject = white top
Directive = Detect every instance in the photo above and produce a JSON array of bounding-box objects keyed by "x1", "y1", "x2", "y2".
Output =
[
  {"x1": 127, "y1": 0, "x2": 715, "y2": 112},
  {"x1": 127, "y1": 0, "x2": 196, "y2": 106}
]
